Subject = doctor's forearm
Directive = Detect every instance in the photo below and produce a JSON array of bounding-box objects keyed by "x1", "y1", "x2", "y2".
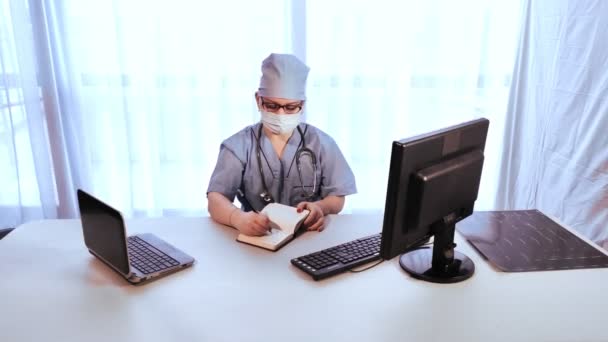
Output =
[
  {"x1": 316, "y1": 195, "x2": 345, "y2": 215},
  {"x1": 207, "y1": 192, "x2": 239, "y2": 227}
]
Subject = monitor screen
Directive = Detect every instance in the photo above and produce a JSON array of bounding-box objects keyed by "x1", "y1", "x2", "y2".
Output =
[{"x1": 379, "y1": 118, "x2": 489, "y2": 283}]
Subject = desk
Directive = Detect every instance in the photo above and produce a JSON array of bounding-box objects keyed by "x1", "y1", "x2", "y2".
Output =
[{"x1": 1, "y1": 214, "x2": 607, "y2": 342}]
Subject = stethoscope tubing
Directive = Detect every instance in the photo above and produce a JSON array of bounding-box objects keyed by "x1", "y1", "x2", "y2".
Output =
[{"x1": 254, "y1": 124, "x2": 318, "y2": 203}]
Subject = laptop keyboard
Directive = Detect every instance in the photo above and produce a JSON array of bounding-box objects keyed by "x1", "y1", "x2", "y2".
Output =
[
  {"x1": 291, "y1": 233, "x2": 382, "y2": 280},
  {"x1": 127, "y1": 236, "x2": 179, "y2": 274}
]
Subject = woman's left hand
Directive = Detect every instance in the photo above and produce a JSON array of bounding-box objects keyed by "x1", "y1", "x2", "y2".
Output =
[{"x1": 296, "y1": 201, "x2": 326, "y2": 232}]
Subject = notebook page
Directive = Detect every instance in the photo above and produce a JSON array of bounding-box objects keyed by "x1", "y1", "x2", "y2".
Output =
[{"x1": 262, "y1": 203, "x2": 309, "y2": 235}]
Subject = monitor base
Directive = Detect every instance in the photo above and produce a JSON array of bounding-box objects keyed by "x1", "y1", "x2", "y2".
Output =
[{"x1": 399, "y1": 248, "x2": 474, "y2": 283}]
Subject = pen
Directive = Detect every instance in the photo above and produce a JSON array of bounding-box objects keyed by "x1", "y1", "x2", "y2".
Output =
[
  {"x1": 236, "y1": 189, "x2": 271, "y2": 234},
  {"x1": 236, "y1": 189, "x2": 257, "y2": 213}
]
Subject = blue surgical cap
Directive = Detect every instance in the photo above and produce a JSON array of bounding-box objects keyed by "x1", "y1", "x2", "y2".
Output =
[{"x1": 258, "y1": 53, "x2": 309, "y2": 100}]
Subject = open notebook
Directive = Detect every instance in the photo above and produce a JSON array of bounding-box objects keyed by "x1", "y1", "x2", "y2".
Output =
[{"x1": 236, "y1": 203, "x2": 310, "y2": 251}]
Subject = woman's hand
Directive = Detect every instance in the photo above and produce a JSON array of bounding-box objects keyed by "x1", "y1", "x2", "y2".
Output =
[
  {"x1": 296, "y1": 201, "x2": 326, "y2": 232},
  {"x1": 232, "y1": 210, "x2": 270, "y2": 236}
]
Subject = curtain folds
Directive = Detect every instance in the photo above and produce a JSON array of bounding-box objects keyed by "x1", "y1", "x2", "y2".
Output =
[
  {"x1": 1, "y1": 0, "x2": 523, "y2": 228},
  {"x1": 497, "y1": 0, "x2": 608, "y2": 246}
]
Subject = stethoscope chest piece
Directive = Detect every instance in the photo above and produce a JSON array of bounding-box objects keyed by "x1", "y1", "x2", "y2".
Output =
[{"x1": 260, "y1": 191, "x2": 274, "y2": 203}]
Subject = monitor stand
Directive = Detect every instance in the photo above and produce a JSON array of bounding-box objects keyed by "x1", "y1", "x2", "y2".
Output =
[{"x1": 399, "y1": 215, "x2": 474, "y2": 283}]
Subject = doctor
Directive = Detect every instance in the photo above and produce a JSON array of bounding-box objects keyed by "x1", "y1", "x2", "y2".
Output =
[{"x1": 207, "y1": 53, "x2": 357, "y2": 236}]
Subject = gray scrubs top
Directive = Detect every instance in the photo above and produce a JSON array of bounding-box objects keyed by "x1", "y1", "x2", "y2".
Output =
[{"x1": 207, "y1": 122, "x2": 357, "y2": 212}]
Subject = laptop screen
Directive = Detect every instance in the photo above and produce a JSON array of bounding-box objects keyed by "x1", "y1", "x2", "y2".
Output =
[{"x1": 77, "y1": 190, "x2": 130, "y2": 275}]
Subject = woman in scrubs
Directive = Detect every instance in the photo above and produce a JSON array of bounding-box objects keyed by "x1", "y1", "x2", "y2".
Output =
[{"x1": 207, "y1": 53, "x2": 356, "y2": 236}]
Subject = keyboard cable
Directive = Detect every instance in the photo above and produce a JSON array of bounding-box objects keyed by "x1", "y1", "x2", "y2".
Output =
[
  {"x1": 348, "y1": 259, "x2": 385, "y2": 273},
  {"x1": 348, "y1": 241, "x2": 433, "y2": 273}
]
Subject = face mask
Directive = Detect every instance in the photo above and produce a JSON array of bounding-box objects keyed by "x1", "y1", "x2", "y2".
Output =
[{"x1": 261, "y1": 111, "x2": 301, "y2": 135}]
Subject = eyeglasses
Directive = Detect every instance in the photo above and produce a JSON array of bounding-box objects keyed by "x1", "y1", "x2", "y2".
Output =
[{"x1": 260, "y1": 98, "x2": 303, "y2": 114}]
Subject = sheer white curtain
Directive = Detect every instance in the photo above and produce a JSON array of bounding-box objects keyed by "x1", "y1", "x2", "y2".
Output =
[
  {"x1": 306, "y1": 1, "x2": 522, "y2": 211},
  {"x1": 497, "y1": 0, "x2": 608, "y2": 247},
  {"x1": 1, "y1": 0, "x2": 522, "y2": 227},
  {"x1": 41, "y1": 0, "x2": 294, "y2": 218},
  {"x1": 1, "y1": 0, "x2": 58, "y2": 228}
]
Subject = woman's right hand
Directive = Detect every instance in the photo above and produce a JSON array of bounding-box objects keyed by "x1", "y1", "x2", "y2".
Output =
[{"x1": 232, "y1": 211, "x2": 271, "y2": 236}]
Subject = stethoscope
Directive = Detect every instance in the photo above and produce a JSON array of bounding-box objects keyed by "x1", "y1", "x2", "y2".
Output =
[{"x1": 254, "y1": 124, "x2": 318, "y2": 204}]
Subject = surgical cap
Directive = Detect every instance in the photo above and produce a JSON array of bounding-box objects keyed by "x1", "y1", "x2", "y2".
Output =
[{"x1": 258, "y1": 53, "x2": 309, "y2": 100}]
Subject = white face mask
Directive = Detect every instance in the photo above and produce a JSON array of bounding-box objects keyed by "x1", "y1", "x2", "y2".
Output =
[{"x1": 261, "y1": 111, "x2": 301, "y2": 135}]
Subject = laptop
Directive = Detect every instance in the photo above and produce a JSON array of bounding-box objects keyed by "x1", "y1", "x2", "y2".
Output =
[{"x1": 77, "y1": 189, "x2": 195, "y2": 285}]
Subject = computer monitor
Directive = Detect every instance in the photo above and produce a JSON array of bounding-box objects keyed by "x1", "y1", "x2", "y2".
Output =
[{"x1": 379, "y1": 118, "x2": 489, "y2": 283}]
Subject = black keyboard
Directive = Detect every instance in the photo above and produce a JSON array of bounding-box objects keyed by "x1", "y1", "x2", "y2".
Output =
[
  {"x1": 291, "y1": 233, "x2": 382, "y2": 280},
  {"x1": 127, "y1": 236, "x2": 179, "y2": 274}
]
